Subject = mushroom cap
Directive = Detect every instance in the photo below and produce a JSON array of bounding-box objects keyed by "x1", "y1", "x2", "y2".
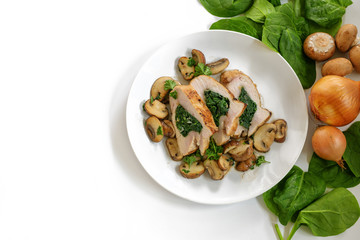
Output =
[
  {"x1": 144, "y1": 99, "x2": 169, "y2": 119},
  {"x1": 349, "y1": 45, "x2": 360, "y2": 73},
  {"x1": 253, "y1": 123, "x2": 276, "y2": 152},
  {"x1": 223, "y1": 139, "x2": 254, "y2": 162},
  {"x1": 179, "y1": 161, "x2": 205, "y2": 179},
  {"x1": 336, "y1": 24, "x2": 358, "y2": 53},
  {"x1": 303, "y1": 32, "x2": 335, "y2": 61}
]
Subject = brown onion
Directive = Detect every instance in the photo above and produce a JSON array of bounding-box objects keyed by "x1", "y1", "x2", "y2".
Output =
[
  {"x1": 312, "y1": 126, "x2": 347, "y2": 168},
  {"x1": 309, "y1": 75, "x2": 360, "y2": 126}
]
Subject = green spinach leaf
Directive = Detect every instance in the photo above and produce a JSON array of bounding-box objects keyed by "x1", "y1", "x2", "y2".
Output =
[
  {"x1": 267, "y1": 0, "x2": 280, "y2": 7},
  {"x1": 279, "y1": 28, "x2": 316, "y2": 89},
  {"x1": 343, "y1": 121, "x2": 360, "y2": 177},
  {"x1": 238, "y1": 87, "x2": 257, "y2": 129},
  {"x1": 263, "y1": 165, "x2": 326, "y2": 226},
  {"x1": 305, "y1": 0, "x2": 353, "y2": 27},
  {"x1": 210, "y1": 16, "x2": 263, "y2": 39},
  {"x1": 199, "y1": 0, "x2": 254, "y2": 17},
  {"x1": 204, "y1": 90, "x2": 230, "y2": 127},
  {"x1": 309, "y1": 153, "x2": 360, "y2": 188},
  {"x1": 244, "y1": 0, "x2": 275, "y2": 23},
  {"x1": 288, "y1": 187, "x2": 360, "y2": 239},
  {"x1": 308, "y1": 18, "x2": 342, "y2": 36},
  {"x1": 175, "y1": 105, "x2": 203, "y2": 137}
]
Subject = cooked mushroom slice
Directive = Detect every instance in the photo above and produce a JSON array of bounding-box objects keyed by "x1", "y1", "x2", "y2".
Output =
[
  {"x1": 303, "y1": 32, "x2": 335, "y2": 61},
  {"x1": 206, "y1": 58, "x2": 229, "y2": 75},
  {"x1": 179, "y1": 161, "x2": 205, "y2": 179},
  {"x1": 166, "y1": 138, "x2": 183, "y2": 161},
  {"x1": 178, "y1": 57, "x2": 195, "y2": 80},
  {"x1": 253, "y1": 123, "x2": 276, "y2": 152},
  {"x1": 217, "y1": 154, "x2": 233, "y2": 171},
  {"x1": 162, "y1": 120, "x2": 175, "y2": 138},
  {"x1": 235, "y1": 154, "x2": 256, "y2": 172},
  {"x1": 145, "y1": 116, "x2": 164, "y2": 142},
  {"x1": 144, "y1": 99, "x2": 169, "y2": 119},
  {"x1": 191, "y1": 49, "x2": 206, "y2": 64},
  {"x1": 151, "y1": 76, "x2": 180, "y2": 102},
  {"x1": 273, "y1": 119, "x2": 287, "y2": 143},
  {"x1": 204, "y1": 159, "x2": 226, "y2": 180},
  {"x1": 223, "y1": 139, "x2": 254, "y2": 162}
]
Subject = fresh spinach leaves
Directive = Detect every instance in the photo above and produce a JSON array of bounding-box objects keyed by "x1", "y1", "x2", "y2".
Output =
[
  {"x1": 305, "y1": 0, "x2": 352, "y2": 27},
  {"x1": 343, "y1": 121, "x2": 360, "y2": 177},
  {"x1": 279, "y1": 28, "x2": 316, "y2": 89},
  {"x1": 238, "y1": 87, "x2": 257, "y2": 129},
  {"x1": 263, "y1": 165, "x2": 326, "y2": 225},
  {"x1": 267, "y1": 0, "x2": 280, "y2": 7},
  {"x1": 244, "y1": 0, "x2": 275, "y2": 23},
  {"x1": 309, "y1": 152, "x2": 360, "y2": 188},
  {"x1": 175, "y1": 105, "x2": 203, "y2": 137},
  {"x1": 288, "y1": 187, "x2": 360, "y2": 239},
  {"x1": 204, "y1": 90, "x2": 230, "y2": 127},
  {"x1": 199, "y1": 0, "x2": 254, "y2": 17},
  {"x1": 210, "y1": 16, "x2": 263, "y2": 40}
]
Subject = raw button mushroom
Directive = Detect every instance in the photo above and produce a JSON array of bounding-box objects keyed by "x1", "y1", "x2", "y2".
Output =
[
  {"x1": 179, "y1": 161, "x2": 205, "y2": 179},
  {"x1": 273, "y1": 119, "x2": 287, "y2": 143},
  {"x1": 253, "y1": 123, "x2": 276, "y2": 152},
  {"x1": 321, "y1": 58, "x2": 353, "y2": 77},
  {"x1": 144, "y1": 99, "x2": 169, "y2": 119},
  {"x1": 303, "y1": 32, "x2": 335, "y2": 61},
  {"x1": 336, "y1": 24, "x2": 358, "y2": 53},
  {"x1": 349, "y1": 45, "x2": 360, "y2": 73},
  {"x1": 145, "y1": 116, "x2": 164, "y2": 142},
  {"x1": 206, "y1": 58, "x2": 230, "y2": 75}
]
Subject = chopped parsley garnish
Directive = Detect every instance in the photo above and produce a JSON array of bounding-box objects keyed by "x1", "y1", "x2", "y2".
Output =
[
  {"x1": 183, "y1": 150, "x2": 202, "y2": 169},
  {"x1": 204, "y1": 90, "x2": 230, "y2": 127},
  {"x1": 205, "y1": 137, "x2": 223, "y2": 160},
  {"x1": 255, "y1": 155, "x2": 269, "y2": 167},
  {"x1": 157, "y1": 126, "x2": 163, "y2": 136},
  {"x1": 187, "y1": 57, "x2": 197, "y2": 67},
  {"x1": 170, "y1": 90, "x2": 177, "y2": 99},
  {"x1": 182, "y1": 169, "x2": 190, "y2": 173},
  {"x1": 194, "y1": 63, "x2": 212, "y2": 77},
  {"x1": 175, "y1": 105, "x2": 203, "y2": 137},
  {"x1": 164, "y1": 80, "x2": 176, "y2": 91},
  {"x1": 238, "y1": 87, "x2": 257, "y2": 129},
  {"x1": 150, "y1": 96, "x2": 154, "y2": 104}
]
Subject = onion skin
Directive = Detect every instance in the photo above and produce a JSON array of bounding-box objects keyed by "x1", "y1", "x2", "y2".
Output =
[
  {"x1": 309, "y1": 75, "x2": 360, "y2": 126},
  {"x1": 312, "y1": 126, "x2": 347, "y2": 168}
]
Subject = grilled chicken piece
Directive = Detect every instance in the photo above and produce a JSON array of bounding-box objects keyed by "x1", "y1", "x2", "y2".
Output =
[
  {"x1": 190, "y1": 75, "x2": 246, "y2": 145},
  {"x1": 169, "y1": 85, "x2": 218, "y2": 156},
  {"x1": 220, "y1": 70, "x2": 271, "y2": 137}
]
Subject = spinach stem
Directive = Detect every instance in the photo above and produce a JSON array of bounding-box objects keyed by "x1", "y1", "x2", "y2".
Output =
[
  {"x1": 275, "y1": 224, "x2": 285, "y2": 240},
  {"x1": 287, "y1": 222, "x2": 300, "y2": 240}
]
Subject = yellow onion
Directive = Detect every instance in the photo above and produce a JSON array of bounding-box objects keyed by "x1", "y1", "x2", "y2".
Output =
[
  {"x1": 312, "y1": 126, "x2": 347, "y2": 168},
  {"x1": 309, "y1": 75, "x2": 360, "y2": 126}
]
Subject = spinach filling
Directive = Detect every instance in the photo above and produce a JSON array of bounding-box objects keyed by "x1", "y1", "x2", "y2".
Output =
[
  {"x1": 238, "y1": 87, "x2": 257, "y2": 129},
  {"x1": 175, "y1": 105, "x2": 203, "y2": 137},
  {"x1": 204, "y1": 90, "x2": 230, "y2": 127}
]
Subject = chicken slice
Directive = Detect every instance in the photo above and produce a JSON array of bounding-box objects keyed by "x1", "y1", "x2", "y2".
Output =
[
  {"x1": 169, "y1": 85, "x2": 218, "y2": 156},
  {"x1": 190, "y1": 75, "x2": 246, "y2": 145},
  {"x1": 220, "y1": 70, "x2": 271, "y2": 137}
]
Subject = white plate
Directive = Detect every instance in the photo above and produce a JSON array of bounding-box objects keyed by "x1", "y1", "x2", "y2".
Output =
[{"x1": 126, "y1": 30, "x2": 308, "y2": 205}]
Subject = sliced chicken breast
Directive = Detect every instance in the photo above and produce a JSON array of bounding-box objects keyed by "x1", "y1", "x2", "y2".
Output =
[
  {"x1": 220, "y1": 70, "x2": 271, "y2": 137},
  {"x1": 169, "y1": 85, "x2": 218, "y2": 156},
  {"x1": 190, "y1": 75, "x2": 246, "y2": 145}
]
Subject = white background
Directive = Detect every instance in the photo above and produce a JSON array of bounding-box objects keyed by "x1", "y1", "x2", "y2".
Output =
[{"x1": 0, "y1": 0, "x2": 359, "y2": 240}]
